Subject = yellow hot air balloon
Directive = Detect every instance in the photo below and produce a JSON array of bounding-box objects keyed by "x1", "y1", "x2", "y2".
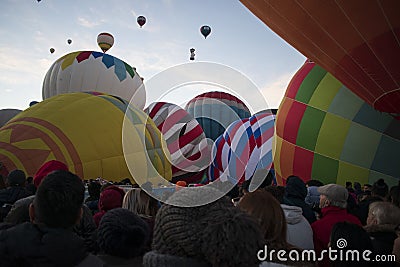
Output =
[{"x1": 97, "y1": 32, "x2": 114, "y2": 53}]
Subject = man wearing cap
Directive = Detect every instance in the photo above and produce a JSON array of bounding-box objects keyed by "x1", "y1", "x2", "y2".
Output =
[{"x1": 311, "y1": 184, "x2": 361, "y2": 265}]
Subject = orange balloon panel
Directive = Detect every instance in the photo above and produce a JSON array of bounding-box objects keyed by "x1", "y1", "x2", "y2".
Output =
[{"x1": 241, "y1": 0, "x2": 400, "y2": 116}]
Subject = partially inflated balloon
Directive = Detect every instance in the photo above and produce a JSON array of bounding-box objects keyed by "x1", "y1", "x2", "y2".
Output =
[
  {"x1": 97, "y1": 32, "x2": 114, "y2": 53},
  {"x1": 200, "y1": 25, "x2": 211, "y2": 39},
  {"x1": 0, "y1": 92, "x2": 171, "y2": 184},
  {"x1": 145, "y1": 102, "x2": 211, "y2": 184},
  {"x1": 274, "y1": 61, "x2": 400, "y2": 187},
  {"x1": 185, "y1": 91, "x2": 251, "y2": 141},
  {"x1": 137, "y1": 16, "x2": 146, "y2": 28},
  {"x1": 240, "y1": 0, "x2": 400, "y2": 117},
  {"x1": 42, "y1": 51, "x2": 145, "y2": 108}
]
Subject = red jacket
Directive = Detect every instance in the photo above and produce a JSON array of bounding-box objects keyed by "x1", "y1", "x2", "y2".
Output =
[{"x1": 311, "y1": 206, "x2": 361, "y2": 260}]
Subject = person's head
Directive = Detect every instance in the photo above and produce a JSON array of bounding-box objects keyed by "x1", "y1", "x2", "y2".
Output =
[
  {"x1": 122, "y1": 188, "x2": 158, "y2": 217},
  {"x1": 389, "y1": 185, "x2": 400, "y2": 207},
  {"x1": 366, "y1": 201, "x2": 400, "y2": 226},
  {"x1": 7, "y1": 169, "x2": 26, "y2": 187},
  {"x1": 318, "y1": 184, "x2": 348, "y2": 209},
  {"x1": 98, "y1": 208, "x2": 149, "y2": 258},
  {"x1": 87, "y1": 181, "x2": 101, "y2": 200},
  {"x1": 33, "y1": 160, "x2": 69, "y2": 188},
  {"x1": 26, "y1": 176, "x2": 33, "y2": 185},
  {"x1": 353, "y1": 182, "x2": 361, "y2": 192},
  {"x1": 30, "y1": 170, "x2": 84, "y2": 228},
  {"x1": 345, "y1": 181, "x2": 353, "y2": 189},
  {"x1": 238, "y1": 190, "x2": 288, "y2": 248},
  {"x1": 371, "y1": 179, "x2": 388, "y2": 199},
  {"x1": 329, "y1": 222, "x2": 374, "y2": 267},
  {"x1": 98, "y1": 185, "x2": 125, "y2": 212},
  {"x1": 264, "y1": 185, "x2": 285, "y2": 203},
  {"x1": 363, "y1": 184, "x2": 372, "y2": 192},
  {"x1": 306, "y1": 179, "x2": 324, "y2": 187},
  {"x1": 285, "y1": 175, "x2": 307, "y2": 200}
]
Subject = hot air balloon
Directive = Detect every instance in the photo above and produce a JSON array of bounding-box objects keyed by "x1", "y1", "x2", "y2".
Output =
[
  {"x1": 209, "y1": 112, "x2": 275, "y2": 186},
  {"x1": 137, "y1": 15, "x2": 146, "y2": 28},
  {"x1": 185, "y1": 91, "x2": 251, "y2": 141},
  {"x1": 240, "y1": 0, "x2": 400, "y2": 117},
  {"x1": 97, "y1": 32, "x2": 114, "y2": 53},
  {"x1": 273, "y1": 61, "x2": 400, "y2": 187},
  {"x1": 200, "y1": 25, "x2": 211, "y2": 39},
  {"x1": 49, "y1": 48, "x2": 55, "y2": 54},
  {"x1": 145, "y1": 102, "x2": 211, "y2": 184},
  {"x1": 42, "y1": 51, "x2": 146, "y2": 108},
  {"x1": 0, "y1": 109, "x2": 21, "y2": 128},
  {"x1": 0, "y1": 92, "x2": 172, "y2": 184},
  {"x1": 67, "y1": 39, "x2": 72, "y2": 45}
]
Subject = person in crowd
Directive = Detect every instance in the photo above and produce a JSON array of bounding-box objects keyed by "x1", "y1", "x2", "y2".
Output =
[
  {"x1": 364, "y1": 201, "x2": 400, "y2": 256},
  {"x1": 283, "y1": 175, "x2": 316, "y2": 224},
  {"x1": 393, "y1": 224, "x2": 400, "y2": 264},
  {"x1": 363, "y1": 184, "x2": 373, "y2": 192},
  {"x1": 0, "y1": 169, "x2": 32, "y2": 221},
  {"x1": 0, "y1": 170, "x2": 104, "y2": 266},
  {"x1": 329, "y1": 222, "x2": 374, "y2": 267},
  {"x1": 33, "y1": 159, "x2": 69, "y2": 188},
  {"x1": 239, "y1": 190, "x2": 313, "y2": 266},
  {"x1": 93, "y1": 185, "x2": 125, "y2": 227},
  {"x1": 355, "y1": 178, "x2": 388, "y2": 225},
  {"x1": 97, "y1": 208, "x2": 149, "y2": 266},
  {"x1": 25, "y1": 176, "x2": 36, "y2": 195},
  {"x1": 265, "y1": 186, "x2": 314, "y2": 250},
  {"x1": 389, "y1": 184, "x2": 400, "y2": 207},
  {"x1": 85, "y1": 180, "x2": 102, "y2": 215},
  {"x1": 346, "y1": 181, "x2": 357, "y2": 204},
  {"x1": 73, "y1": 205, "x2": 98, "y2": 253},
  {"x1": 311, "y1": 184, "x2": 361, "y2": 263},
  {"x1": 353, "y1": 182, "x2": 362, "y2": 196},
  {"x1": 143, "y1": 186, "x2": 264, "y2": 267}
]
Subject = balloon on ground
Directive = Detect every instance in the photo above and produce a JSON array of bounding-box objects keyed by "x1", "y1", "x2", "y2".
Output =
[
  {"x1": 0, "y1": 92, "x2": 171, "y2": 184},
  {"x1": 273, "y1": 61, "x2": 400, "y2": 187},
  {"x1": 240, "y1": 0, "x2": 400, "y2": 117},
  {"x1": 42, "y1": 51, "x2": 145, "y2": 108},
  {"x1": 185, "y1": 91, "x2": 251, "y2": 141}
]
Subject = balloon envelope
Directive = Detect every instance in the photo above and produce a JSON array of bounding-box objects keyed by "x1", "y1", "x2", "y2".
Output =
[
  {"x1": 0, "y1": 92, "x2": 171, "y2": 184},
  {"x1": 240, "y1": 0, "x2": 400, "y2": 116},
  {"x1": 50, "y1": 48, "x2": 55, "y2": 54},
  {"x1": 185, "y1": 91, "x2": 251, "y2": 141},
  {"x1": 137, "y1": 16, "x2": 146, "y2": 27},
  {"x1": 0, "y1": 109, "x2": 22, "y2": 128},
  {"x1": 97, "y1": 32, "x2": 114, "y2": 53},
  {"x1": 273, "y1": 61, "x2": 400, "y2": 187},
  {"x1": 42, "y1": 51, "x2": 146, "y2": 108},
  {"x1": 200, "y1": 25, "x2": 211, "y2": 39},
  {"x1": 67, "y1": 39, "x2": 72, "y2": 44}
]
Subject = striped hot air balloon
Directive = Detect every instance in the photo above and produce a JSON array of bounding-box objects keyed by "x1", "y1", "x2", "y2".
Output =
[
  {"x1": 145, "y1": 102, "x2": 211, "y2": 184},
  {"x1": 97, "y1": 32, "x2": 114, "y2": 53}
]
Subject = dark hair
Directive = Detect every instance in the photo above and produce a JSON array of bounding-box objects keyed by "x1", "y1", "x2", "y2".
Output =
[
  {"x1": 87, "y1": 181, "x2": 101, "y2": 200},
  {"x1": 34, "y1": 170, "x2": 84, "y2": 228},
  {"x1": 389, "y1": 186, "x2": 400, "y2": 207},
  {"x1": 371, "y1": 179, "x2": 388, "y2": 198},
  {"x1": 345, "y1": 182, "x2": 352, "y2": 188},
  {"x1": 330, "y1": 222, "x2": 374, "y2": 267},
  {"x1": 306, "y1": 179, "x2": 324, "y2": 187},
  {"x1": 264, "y1": 185, "x2": 285, "y2": 203}
]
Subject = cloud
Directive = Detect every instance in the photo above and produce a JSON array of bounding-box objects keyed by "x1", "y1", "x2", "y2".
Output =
[
  {"x1": 259, "y1": 72, "x2": 294, "y2": 109},
  {"x1": 77, "y1": 17, "x2": 103, "y2": 28}
]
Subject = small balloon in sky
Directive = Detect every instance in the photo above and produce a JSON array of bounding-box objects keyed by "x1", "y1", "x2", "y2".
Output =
[
  {"x1": 67, "y1": 39, "x2": 72, "y2": 45},
  {"x1": 97, "y1": 32, "x2": 114, "y2": 53},
  {"x1": 137, "y1": 16, "x2": 146, "y2": 28},
  {"x1": 200, "y1": 25, "x2": 211, "y2": 39},
  {"x1": 49, "y1": 48, "x2": 55, "y2": 54},
  {"x1": 190, "y1": 48, "x2": 195, "y2": 61}
]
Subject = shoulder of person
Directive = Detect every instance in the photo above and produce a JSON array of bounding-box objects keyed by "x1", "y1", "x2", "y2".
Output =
[{"x1": 75, "y1": 253, "x2": 105, "y2": 267}]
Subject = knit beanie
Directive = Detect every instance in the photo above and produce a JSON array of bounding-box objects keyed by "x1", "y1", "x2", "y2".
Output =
[
  {"x1": 7, "y1": 169, "x2": 26, "y2": 186},
  {"x1": 285, "y1": 175, "x2": 307, "y2": 199},
  {"x1": 98, "y1": 185, "x2": 125, "y2": 211},
  {"x1": 98, "y1": 208, "x2": 150, "y2": 258},
  {"x1": 33, "y1": 160, "x2": 68, "y2": 188}
]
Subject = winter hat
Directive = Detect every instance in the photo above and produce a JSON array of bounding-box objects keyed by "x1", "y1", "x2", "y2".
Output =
[
  {"x1": 7, "y1": 169, "x2": 26, "y2": 186},
  {"x1": 318, "y1": 184, "x2": 348, "y2": 205},
  {"x1": 98, "y1": 208, "x2": 150, "y2": 258},
  {"x1": 285, "y1": 175, "x2": 307, "y2": 199},
  {"x1": 33, "y1": 160, "x2": 68, "y2": 188},
  {"x1": 98, "y1": 185, "x2": 125, "y2": 211}
]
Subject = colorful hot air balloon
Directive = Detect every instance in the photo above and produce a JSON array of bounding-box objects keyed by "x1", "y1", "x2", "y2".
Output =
[
  {"x1": 97, "y1": 32, "x2": 114, "y2": 53},
  {"x1": 137, "y1": 15, "x2": 146, "y2": 28},
  {"x1": 0, "y1": 92, "x2": 172, "y2": 184},
  {"x1": 200, "y1": 25, "x2": 211, "y2": 39},
  {"x1": 42, "y1": 51, "x2": 146, "y2": 108},
  {"x1": 49, "y1": 48, "x2": 55, "y2": 54},
  {"x1": 67, "y1": 39, "x2": 72, "y2": 45},
  {"x1": 185, "y1": 91, "x2": 251, "y2": 141},
  {"x1": 209, "y1": 112, "x2": 275, "y2": 186},
  {"x1": 145, "y1": 102, "x2": 211, "y2": 184},
  {"x1": 273, "y1": 61, "x2": 400, "y2": 187},
  {"x1": 240, "y1": 0, "x2": 400, "y2": 117}
]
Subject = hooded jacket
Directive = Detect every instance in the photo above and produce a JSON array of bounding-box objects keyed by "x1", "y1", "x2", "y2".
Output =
[
  {"x1": 0, "y1": 222, "x2": 104, "y2": 267},
  {"x1": 364, "y1": 224, "x2": 398, "y2": 256},
  {"x1": 281, "y1": 204, "x2": 314, "y2": 250}
]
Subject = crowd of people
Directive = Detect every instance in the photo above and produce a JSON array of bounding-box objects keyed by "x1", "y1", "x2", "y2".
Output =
[{"x1": 0, "y1": 159, "x2": 399, "y2": 266}]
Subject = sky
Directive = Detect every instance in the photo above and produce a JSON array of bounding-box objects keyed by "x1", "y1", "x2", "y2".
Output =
[{"x1": 0, "y1": 0, "x2": 306, "y2": 112}]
